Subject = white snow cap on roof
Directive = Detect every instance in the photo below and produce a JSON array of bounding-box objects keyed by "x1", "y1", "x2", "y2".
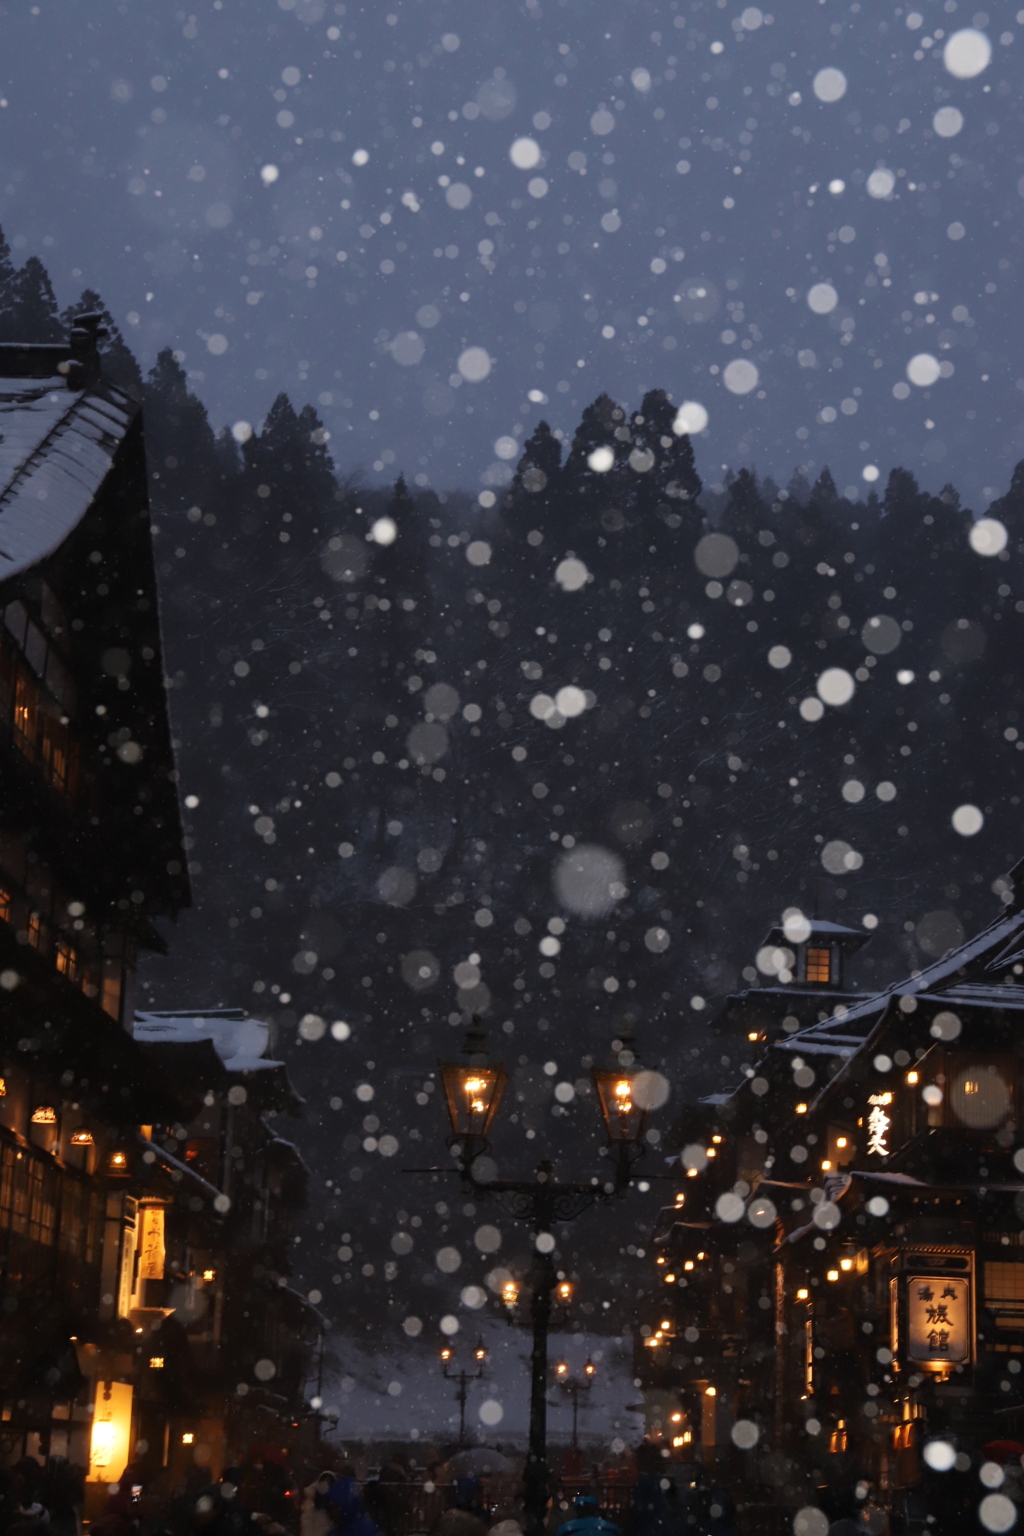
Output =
[{"x1": 133, "y1": 1008, "x2": 282, "y2": 1072}]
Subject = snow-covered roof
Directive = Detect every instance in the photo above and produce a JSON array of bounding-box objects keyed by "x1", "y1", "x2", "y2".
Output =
[
  {"x1": 0, "y1": 377, "x2": 136, "y2": 577},
  {"x1": 133, "y1": 1008, "x2": 284, "y2": 1073}
]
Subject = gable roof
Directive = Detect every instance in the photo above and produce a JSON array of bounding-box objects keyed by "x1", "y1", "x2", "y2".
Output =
[{"x1": 0, "y1": 376, "x2": 137, "y2": 578}]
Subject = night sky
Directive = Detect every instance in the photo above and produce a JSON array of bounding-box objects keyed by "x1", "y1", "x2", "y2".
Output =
[{"x1": 0, "y1": 0, "x2": 1021, "y2": 507}]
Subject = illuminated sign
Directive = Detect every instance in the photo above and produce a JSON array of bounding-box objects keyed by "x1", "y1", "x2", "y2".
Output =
[
  {"x1": 88, "y1": 1381, "x2": 133, "y2": 1482},
  {"x1": 906, "y1": 1275, "x2": 971, "y2": 1366},
  {"x1": 866, "y1": 1091, "x2": 893, "y2": 1157}
]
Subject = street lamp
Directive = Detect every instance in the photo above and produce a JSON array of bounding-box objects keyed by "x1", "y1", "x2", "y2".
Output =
[
  {"x1": 438, "y1": 1017, "x2": 506, "y2": 1166},
  {"x1": 440, "y1": 1340, "x2": 488, "y2": 1448},
  {"x1": 554, "y1": 1358, "x2": 596, "y2": 1449},
  {"x1": 432, "y1": 1020, "x2": 650, "y2": 1536}
]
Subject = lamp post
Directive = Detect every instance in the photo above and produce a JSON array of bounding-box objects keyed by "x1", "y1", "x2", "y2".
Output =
[
  {"x1": 554, "y1": 1358, "x2": 596, "y2": 1449},
  {"x1": 431, "y1": 1021, "x2": 649, "y2": 1536},
  {"x1": 441, "y1": 1340, "x2": 488, "y2": 1447}
]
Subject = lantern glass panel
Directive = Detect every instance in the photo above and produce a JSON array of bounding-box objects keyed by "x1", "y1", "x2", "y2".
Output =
[{"x1": 439, "y1": 1059, "x2": 506, "y2": 1141}]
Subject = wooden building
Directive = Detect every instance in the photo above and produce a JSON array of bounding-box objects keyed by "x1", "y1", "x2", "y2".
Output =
[
  {"x1": 0, "y1": 323, "x2": 316, "y2": 1492},
  {"x1": 645, "y1": 871, "x2": 1024, "y2": 1526}
]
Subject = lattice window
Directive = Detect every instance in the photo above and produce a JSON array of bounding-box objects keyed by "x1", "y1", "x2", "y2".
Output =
[{"x1": 806, "y1": 947, "x2": 831, "y2": 984}]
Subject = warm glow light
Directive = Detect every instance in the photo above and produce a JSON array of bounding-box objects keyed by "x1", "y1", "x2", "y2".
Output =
[
  {"x1": 0, "y1": 1078, "x2": 6, "y2": 1096},
  {"x1": 110, "y1": 1151, "x2": 127, "y2": 1167},
  {"x1": 836, "y1": 1137, "x2": 848, "y2": 1148},
  {"x1": 556, "y1": 1280, "x2": 575, "y2": 1304},
  {"x1": 660, "y1": 1319, "x2": 671, "y2": 1329},
  {"x1": 672, "y1": 1436, "x2": 685, "y2": 1447},
  {"x1": 706, "y1": 1147, "x2": 717, "y2": 1158},
  {"x1": 657, "y1": 1256, "x2": 666, "y2": 1265},
  {"x1": 840, "y1": 1258, "x2": 853, "y2": 1271},
  {"x1": 182, "y1": 1433, "x2": 194, "y2": 1445},
  {"x1": 556, "y1": 1361, "x2": 568, "y2": 1376},
  {"x1": 670, "y1": 1412, "x2": 682, "y2": 1422},
  {"x1": 821, "y1": 1160, "x2": 832, "y2": 1171},
  {"x1": 796, "y1": 1288, "x2": 809, "y2": 1300},
  {"x1": 906, "y1": 1071, "x2": 919, "y2": 1085},
  {"x1": 88, "y1": 1383, "x2": 133, "y2": 1482},
  {"x1": 747, "y1": 1031, "x2": 759, "y2": 1041},
  {"x1": 674, "y1": 1193, "x2": 685, "y2": 1205},
  {"x1": 149, "y1": 1356, "x2": 165, "y2": 1369},
  {"x1": 711, "y1": 1135, "x2": 722, "y2": 1144},
  {"x1": 584, "y1": 1359, "x2": 596, "y2": 1377},
  {"x1": 827, "y1": 1270, "x2": 840, "y2": 1282},
  {"x1": 70, "y1": 1129, "x2": 94, "y2": 1145},
  {"x1": 202, "y1": 1269, "x2": 216, "y2": 1282},
  {"x1": 31, "y1": 1106, "x2": 57, "y2": 1124},
  {"x1": 684, "y1": 1261, "x2": 694, "y2": 1271},
  {"x1": 440, "y1": 1346, "x2": 453, "y2": 1363},
  {"x1": 686, "y1": 1168, "x2": 698, "y2": 1178},
  {"x1": 705, "y1": 1386, "x2": 716, "y2": 1397},
  {"x1": 502, "y1": 1280, "x2": 519, "y2": 1307},
  {"x1": 697, "y1": 1252, "x2": 706, "y2": 1260},
  {"x1": 796, "y1": 1103, "x2": 807, "y2": 1114},
  {"x1": 474, "y1": 1343, "x2": 487, "y2": 1362},
  {"x1": 665, "y1": 1274, "x2": 676, "y2": 1283}
]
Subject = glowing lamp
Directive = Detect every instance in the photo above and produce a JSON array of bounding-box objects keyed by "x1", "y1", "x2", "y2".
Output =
[
  {"x1": 108, "y1": 1150, "x2": 128, "y2": 1172},
  {"x1": 70, "y1": 1129, "x2": 94, "y2": 1146},
  {"x1": 836, "y1": 1137, "x2": 848, "y2": 1149},
  {"x1": 592, "y1": 1030, "x2": 649, "y2": 1148},
  {"x1": 747, "y1": 1031, "x2": 759, "y2": 1041},
  {"x1": 440, "y1": 1346, "x2": 453, "y2": 1364},
  {"x1": 182, "y1": 1433, "x2": 195, "y2": 1445},
  {"x1": 31, "y1": 1106, "x2": 57, "y2": 1124},
  {"x1": 705, "y1": 1386, "x2": 716, "y2": 1397},
  {"x1": 840, "y1": 1258, "x2": 853, "y2": 1272},
  {"x1": 474, "y1": 1341, "x2": 487, "y2": 1363},
  {"x1": 684, "y1": 1261, "x2": 694, "y2": 1271},
  {"x1": 149, "y1": 1356, "x2": 165, "y2": 1369},
  {"x1": 203, "y1": 1269, "x2": 216, "y2": 1282},
  {"x1": 796, "y1": 1288, "x2": 809, "y2": 1300},
  {"x1": 665, "y1": 1273, "x2": 676, "y2": 1284},
  {"x1": 556, "y1": 1361, "x2": 569, "y2": 1377},
  {"x1": 672, "y1": 1436, "x2": 685, "y2": 1448},
  {"x1": 584, "y1": 1359, "x2": 596, "y2": 1378},
  {"x1": 906, "y1": 1071, "x2": 919, "y2": 1085},
  {"x1": 501, "y1": 1279, "x2": 520, "y2": 1309},
  {"x1": 827, "y1": 1269, "x2": 839, "y2": 1282},
  {"x1": 795, "y1": 1103, "x2": 808, "y2": 1115},
  {"x1": 88, "y1": 1382, "x2": 133, "y2": 1482},
  {"x1": 0, "y1": 1078, "x2": 6, "y2": 1096},
  {"x1": 670, "y1": 1412, "x2": 682, "y2": 1423},
  {"x1": 438, "y1": 1019, "x2": 506, "y2": 1153},
  {"x1": 711, "y1": 1135, "x2": 722, "y2": 1144},
  {"x1": 555, "y1": 1279, "x2": 575, "y2": 1305},
  {"x1": 821, "y1": 1160, "x2": 832, "y2": 1171}
]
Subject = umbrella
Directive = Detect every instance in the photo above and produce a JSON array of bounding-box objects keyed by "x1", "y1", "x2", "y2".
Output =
[
  {"x1": 449, "y1": 1449, "x2": 515, "y2": 1477},
  {"x1": 982, "y1": 1441, "x2": 1024, "y2": 1465}
]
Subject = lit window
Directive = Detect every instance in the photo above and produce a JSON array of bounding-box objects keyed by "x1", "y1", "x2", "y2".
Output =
[
  {"x1": 805, "y1": 948, "x2": 831, "y2": 984},
  {"x1": 55, "y1": 936, "x2": 77, "y2": 981},
  {"x1": 202, "y1": 1269, "x2": 216, "y2": 1282},
  {"x1": 0, "y1": 1078, "x2": 6, "y2": 1097},
  {"x1": 0, "y1": 889, "x2": 10, "y2": 924},
  {"x1": 149, "y1": 1356, "x2": 164, "y2": 1369},
  {"x1": 27, "y1": 912, "x2": 42, "y2": 949},
  {"x1": 182, "y1": 1433, "x2": 195, "y2": 1445},
  {"x1": 964, "y1": 1080, "x2": 979, "y2": 1096}
]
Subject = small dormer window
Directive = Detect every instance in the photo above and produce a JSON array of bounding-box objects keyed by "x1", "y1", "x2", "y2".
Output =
[{"x1": 805, "y1": 947, "x2": 832, "y2": 984}]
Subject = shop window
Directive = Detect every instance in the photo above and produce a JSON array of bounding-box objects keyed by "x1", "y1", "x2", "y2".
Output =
[
  {"x1": 27, "y1": 912, "x2": 43, "y2": 950},
  {"x1": 13, "y1": 670, "x2": 37, "y2": 759},
  {"x1": 0, "y1": 888, "x2": 10, "y2": 924}
]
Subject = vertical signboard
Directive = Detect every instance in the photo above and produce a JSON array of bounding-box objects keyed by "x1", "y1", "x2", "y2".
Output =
[
  {"x1": 88, "y1": 1381, "x2": 133, "y2": 1482},
  {"x1": 906, "y1": 1275, "x2": 971, "y2": 1365}
]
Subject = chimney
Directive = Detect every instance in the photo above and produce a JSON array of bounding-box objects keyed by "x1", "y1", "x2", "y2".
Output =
[{"x1": 65, "y1": 311, "x2": 108, "y2": 390}]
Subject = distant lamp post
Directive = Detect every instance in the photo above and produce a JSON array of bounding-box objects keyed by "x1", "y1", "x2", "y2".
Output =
[
  {"x1": 439, "y1": 1017, "x2": 507, "y2": 1166},
  {"x1": 431, "y1": 1019, "x2": 650, "y2": 1536},
  {"x1": 440, "y1": 1340, "x2": 488, "y2": 1447},
  {"x1": 554, "y1": 1358, "x2": 596, "y2": 1449}
]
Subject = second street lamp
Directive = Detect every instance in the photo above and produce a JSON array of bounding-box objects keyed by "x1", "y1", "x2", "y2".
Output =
[
  {"x1": 429, "y1": 1018, "x2": 652, "y2": 1536},
  {"x1": 440, "y1": 1340, "x2": 488, "y2": 1448}
]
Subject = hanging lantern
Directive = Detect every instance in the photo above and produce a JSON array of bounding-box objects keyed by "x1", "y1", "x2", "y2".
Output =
[
  {"x1": 593, "y1": 1030, "x2": 649, "y2": 1149},
  {"x1": 439, "y1": 1017, "x2": 506, "y2": 1154}
]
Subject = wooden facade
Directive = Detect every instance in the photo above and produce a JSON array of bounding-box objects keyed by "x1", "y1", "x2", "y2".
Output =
[
  {"x1": 643, "y1": 875, "x2": 1024, "y2": 1527},
  {"x1": 0, "y1": 325, "x2": 317, "y2": 1490}
]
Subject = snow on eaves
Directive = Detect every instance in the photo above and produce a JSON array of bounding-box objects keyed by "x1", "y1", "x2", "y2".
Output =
[
  {"x1": 0, "y1": 379, "x2": 136, "y2": 577},
  {"x1": 134, "y1": 1008, "x2": 284, "y2": 1073}
]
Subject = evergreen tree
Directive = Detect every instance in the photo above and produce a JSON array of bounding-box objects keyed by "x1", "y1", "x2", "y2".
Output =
[{"x1": 7, "y1": 256, "x2": 62, "y2": 342}]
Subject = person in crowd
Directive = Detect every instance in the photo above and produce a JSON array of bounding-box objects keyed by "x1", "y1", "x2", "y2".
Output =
[
  {"x1": 300, "y1": 1473, "x2": 336, "y2": 1536},
  {"x1": 556, "y1": 1494, "x2": 621, "y2": 1536},
  {"x1": 322, "y1": 1471, "x2": 378, "y2": 1536}
]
